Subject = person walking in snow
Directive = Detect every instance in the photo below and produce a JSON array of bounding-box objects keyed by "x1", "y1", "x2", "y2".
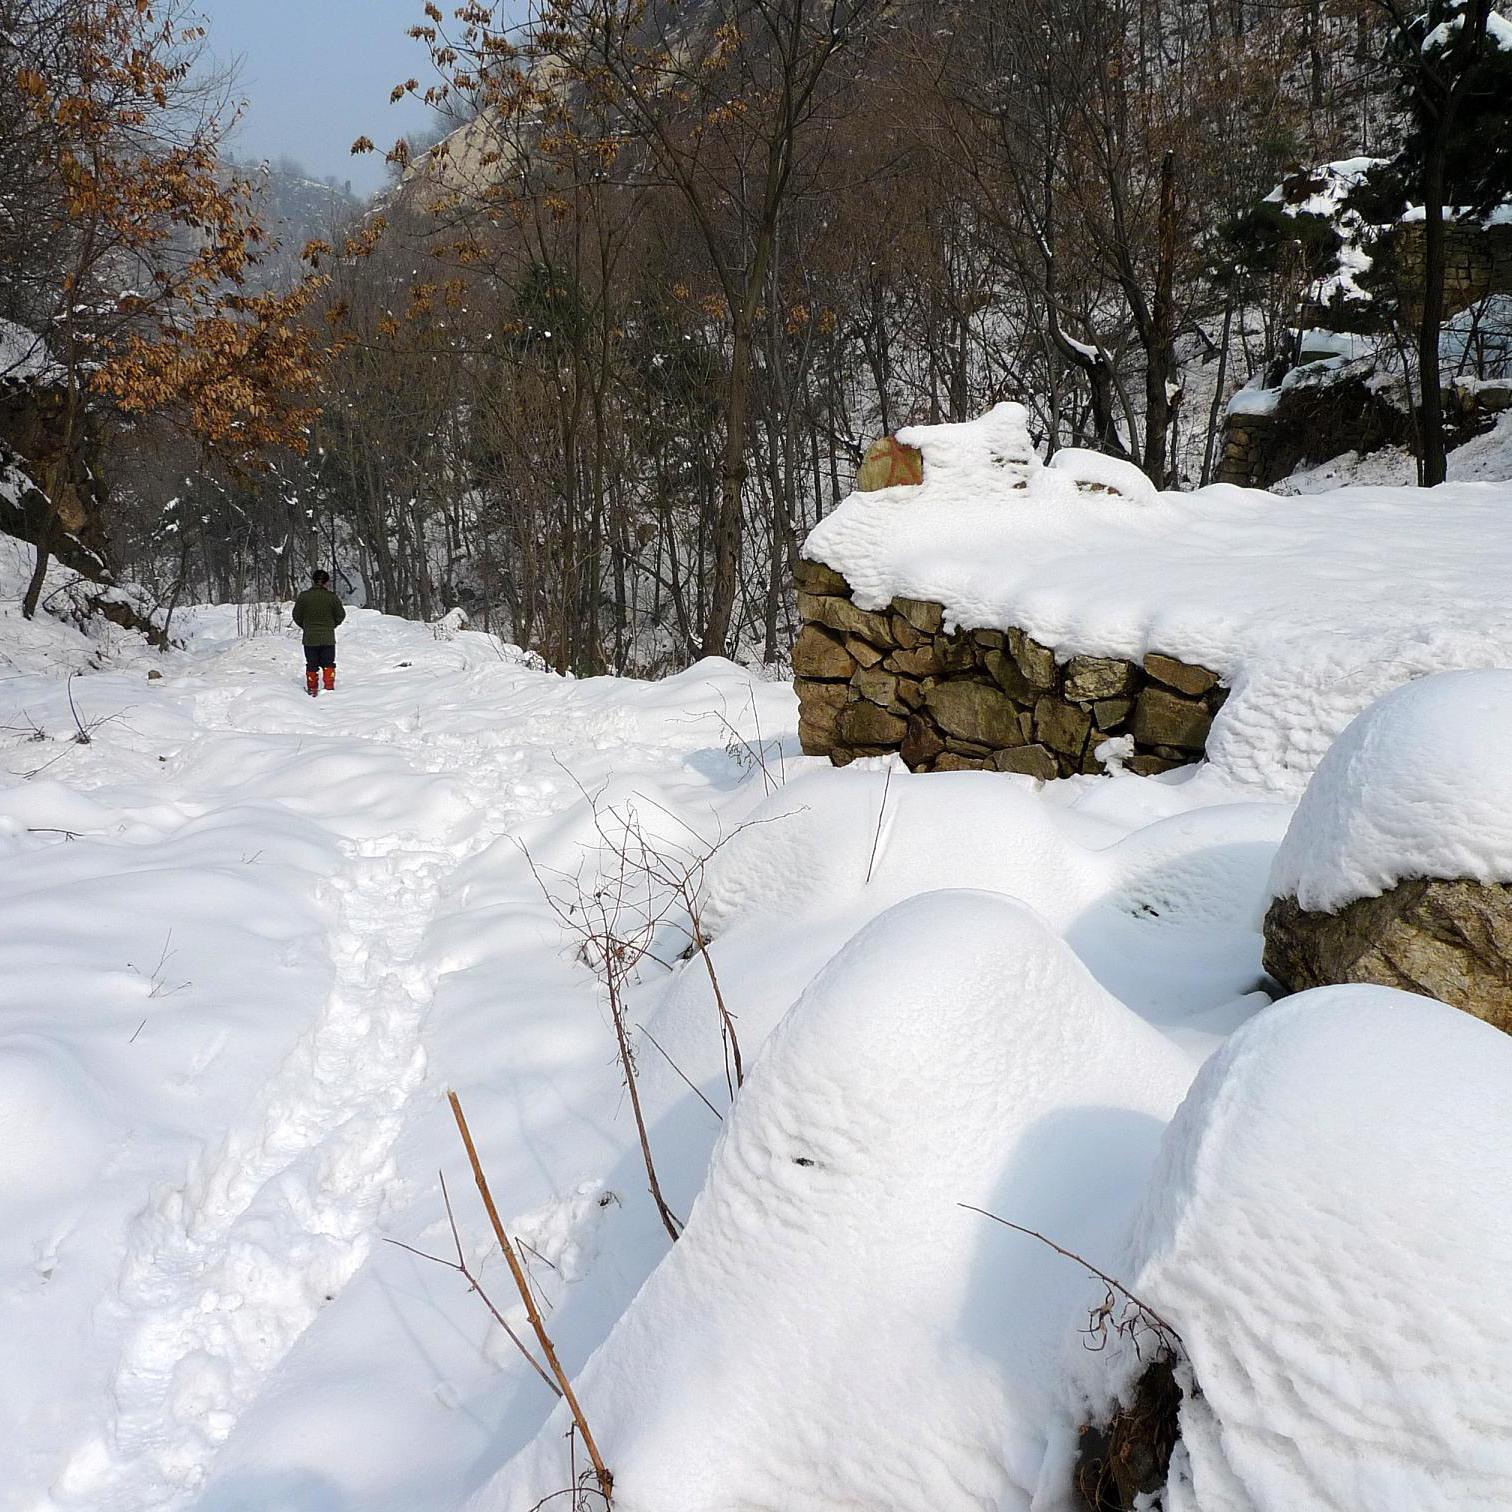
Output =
[{"x1": 292, "y1": 569, "x2": 346, "y2": 697}]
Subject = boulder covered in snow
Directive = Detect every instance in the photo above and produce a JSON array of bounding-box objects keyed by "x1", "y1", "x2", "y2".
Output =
[
  {"x1": 1263, "y1": 670, "x2": 1512, "y2": 1027},
  {"x1": 1265, "y1": 882, "x2": 1512, "y2": 1028},
  {"x1": 1080, "y1": 985, "x2": 1512, "y2": 1510},
  {"x1": 1046, "y1": 446, "x2": 1158, "y2": 504}
]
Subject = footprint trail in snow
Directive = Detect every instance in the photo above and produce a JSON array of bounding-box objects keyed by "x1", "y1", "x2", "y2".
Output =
[{"x1": 42, "y1": 661, "x2": 574, "y2": 1510}]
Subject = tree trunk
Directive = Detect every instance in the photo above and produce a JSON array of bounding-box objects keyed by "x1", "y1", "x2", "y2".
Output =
[
  {"x1": 1141, "y1": 152, "x2": 1181, "y2": 487},
  {"x1": 701, "y1": 316, "x2": 751, "y2": 659},
  {"x1": 1419, "y1": 139, "x2": 1449, "y2": 487}
]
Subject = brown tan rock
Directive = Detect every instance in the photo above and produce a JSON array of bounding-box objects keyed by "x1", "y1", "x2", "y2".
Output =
[
  {"x1": 851, "y1": 667, "x2": 899, "y2": 707},
  {"x1": 990, "y1": 744, "x2": 1058, "y2": 780},
  {"x1": 1064, "y1": 655, "x2": 1136, "y2": 701},
  {"x1": 856, "y1": 436, "x2": 925, "y2": 491},
  {"x1": 796, "y1": 677, "x2": 848, "y2": 716},
  {"x1": 944, "y1": 736, "x2": 994, "y2": 757},
  {"x1": 794, "y1": 557, "x2": 852, "y2": 597},
  {"x1": 895, "y1": 677, "x2": 925, "y2": 710},
  {"x1": 983, "y1": 649, "x2": 1038, "y2": 704},
  {"x1": 1133, "y1": 687, "x2": 1214, "y2": 752},
  {"x1": 792, "y1": 624, "x2": 856, "y2": 680},
  {"x1": 893, "y1": 596, "x2": 945, "y2": 635},
  {"x1": 1143, "y1": 652, "x2": 1219, "y2": 697},
  {"x1": 846, "y1": 636, "x2": 884, "y2": 669},
  {"x1": 891, "y1": 613, "x2": 927, "y2": 650},
  {"x1": 885, "y1": 644, "x2": 944, "y2": 678},
  {"x1": 1264, "y1": 881, "x2": 1512, "y2": 1032},
  {"x1": 1034, "y1": 697, "x2": 1092, "y2": 758},
  {"x1": 1127, "y1": 754, "x2": 1184, "y2": 777},
  {"x1": 837, "y1": 702, "x2": 907, "y2": 746},
  {"x1": 924, "y1": 681, "x2": 1028, "y2": 749},
  {"x1": 1007, "y1": 629, "x2": 1058, "y2": 690},
  {"x1": 798, "y1": 717, "x2": 835, "y2": 755},
  {"x1": 901, "y1": 716, "x2": 945, "y2": 768},
  {"x1": 1092, "y1": 697, "x2": 1134, "y2": 730},
  {"x1": 934, "y1": 752, "x2": 988, "y2": 772},
  {"x1": 798, "y1": 592, "x2": 894, "y2": 645},
  {"x1": 795, "y1": 679, "x2": 848, "y2": 752}
]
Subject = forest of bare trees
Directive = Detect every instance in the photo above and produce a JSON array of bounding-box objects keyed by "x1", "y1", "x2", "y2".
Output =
[{"x1": 5, "y1": 0, "x2": 1510, "y2": 673}]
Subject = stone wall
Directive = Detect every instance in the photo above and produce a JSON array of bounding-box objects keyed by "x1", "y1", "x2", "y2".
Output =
[
  {"x1": 794, "y1": 558, "x2": 1227, "y2": 777},
  {"x1": 1380, "y1": 221, "x2": 1512, "y2": 330},
  {"x1": 1217, "y1": 364, "x2": 1511, "y2": 489}
]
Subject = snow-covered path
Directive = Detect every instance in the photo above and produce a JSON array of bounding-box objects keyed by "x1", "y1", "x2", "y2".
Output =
[
  {"x1": 0, "y1": 608, "x2": 796, "y2": 1511},
  {"x1": 53, "y1": 837, "x2": 445, "y2": 1507},
  {"x1": 0, "y1": 603, "x2": 1292, "y2": 1512}
]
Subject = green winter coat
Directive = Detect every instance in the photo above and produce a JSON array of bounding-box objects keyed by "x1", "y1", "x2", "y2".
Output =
[{"x1": 292, "y1": 586, "x2": 346, "y2": 646}]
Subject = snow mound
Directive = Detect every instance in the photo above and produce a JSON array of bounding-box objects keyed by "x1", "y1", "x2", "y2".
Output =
[
  {"x1": 1268, "y1": 669, "x2": 1512, "y2": 912},
  {"x1": 1103, "y1": 987, "x2": 1512, "y2": 1511},
  {"x1": 700, "y1": 765, "x2": 1110, "y2": 936},
  {"x1": 0, "y1": 1037, "x2": 107, "y2": 1207},
  {"x1": 1046, "y1": 446, "x2": 1158, "y2": 503},
  {"x1": 480, "y1": 890, "x2": 1191, "y2": 1512},
  {"x1": 804, "y1": 408, "x2": 1512, "y2": 794},
  {"x1": 0, "y1": 530, "x2": 164, "y2": 676},
  {"x1": 897, "y1": 399, "x2": 1041, "y2": 492}
]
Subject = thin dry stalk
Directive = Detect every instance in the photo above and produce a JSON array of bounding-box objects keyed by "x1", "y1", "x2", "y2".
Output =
[
  {"x1": 66, "y1": 671, "x2": 90, "y2": 744},
  {"x1": 957, "y1": 1203, "x2": 1184, "y2": 1352},
  {"x1": 680, "y1": 880, "x2": 743, "y2": 1096},
  {"x1": 450, "y1": 1092, "x2": 614, "y2": 1504},
  {"x1": 604, "y1": 968, "x2": 684, "y2": 1243},
  {"x1": 865, "y1": 764, "x2": 894, "y2": 887},
  {"x1": 517, "y1": 833, "x2": 684, "y2": 1243},
  {"x1": 384, "y1": 1170, "x2": 561, "y2": 1399},
  {"x1": 639, "y1": 1023, "x2": 723, "y2": 1123}
]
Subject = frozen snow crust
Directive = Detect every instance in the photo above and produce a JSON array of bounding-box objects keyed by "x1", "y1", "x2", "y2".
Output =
[
  {"x1": 803, "y1": 403, "x2": 1512, "y2": 794},
  {"x1": 1269, "y1": 669, "x2": 1512, "y2": 911},
  {"x1": 1101, "y1": 987, "x2": 1512, "y2": 1512}
]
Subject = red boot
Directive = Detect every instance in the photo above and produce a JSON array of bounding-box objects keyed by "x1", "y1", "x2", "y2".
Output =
[
  {"x1": 306, "y1": 668, "x2": 319, "y2": 697},
  {"x1": 322, "y1": 665, "x2": 336, "y2": 692}
]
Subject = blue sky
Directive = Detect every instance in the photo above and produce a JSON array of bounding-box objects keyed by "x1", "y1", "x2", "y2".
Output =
[{"x1": 197, "y1": 0, "x2": 437, "y2": 195}]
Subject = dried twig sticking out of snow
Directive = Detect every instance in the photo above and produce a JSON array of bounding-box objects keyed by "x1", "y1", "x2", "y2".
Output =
[
  {"x1": 639, "y1": 1023, "x2": 723, "y2": 1123},
  {"x1": 958, "y1": 1203, "x2": 1185, "y2": 1355},
  {"x1": 516, "y1": 828, "x2": 685, "y2": 1244},
  {"x1": 383, "y1": 1169, "x2": 561, "y2": 1401},
  {"x1": 449, "y1": 1092, "x2": 614, "y2": 1504},
  {"x1": 66, "y1": 671, "x2": 90, "y2": 744},
  {"x1": 864, "y1": 764, "x2": 894, "y2": 886}
]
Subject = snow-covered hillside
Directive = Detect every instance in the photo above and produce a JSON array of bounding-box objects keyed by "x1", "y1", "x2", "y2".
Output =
[{"x1": 3, "y1": 477, "x2": 1511, "y2": 1510}]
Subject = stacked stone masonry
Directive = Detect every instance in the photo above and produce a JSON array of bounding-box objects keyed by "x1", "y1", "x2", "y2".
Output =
[{"x1": 795, "y1": 558, "x2": 1227, "y2": 777}]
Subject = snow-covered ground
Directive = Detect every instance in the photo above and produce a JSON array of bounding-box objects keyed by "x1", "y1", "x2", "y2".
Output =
[
  {"x1": 4, "y1": 467, "x2": 1512, "y2": 1509},
  {"x1": 0, "y1": 599, "x2": 1272, "y2": 1512}
]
